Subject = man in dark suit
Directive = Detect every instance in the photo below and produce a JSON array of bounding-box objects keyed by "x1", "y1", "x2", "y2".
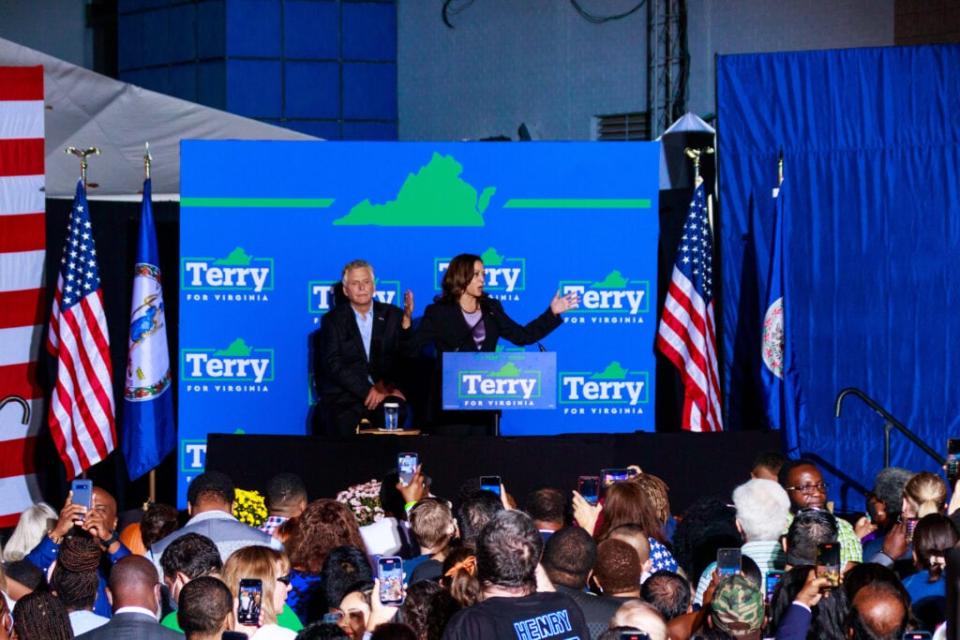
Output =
[
  {"x1": 76, "y1": 556, "x2": 180, "y2": 640},
  {"x1": 318, "y1": 259, "x2": 413, "y2": 435}
]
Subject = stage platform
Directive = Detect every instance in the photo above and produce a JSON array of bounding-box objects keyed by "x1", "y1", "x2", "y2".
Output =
[{"x1": 206, "y1": 430, "x2": 781, "y2": 513}]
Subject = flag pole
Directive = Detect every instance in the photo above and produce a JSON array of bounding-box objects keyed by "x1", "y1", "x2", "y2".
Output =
[
  {"x1": 64, "y1": 146, "x2": 101, "y2": 481},
  {"x1": 65, "y1": 146, "x2": 101, "y2": 189},
  {"x1": 142, "y1": 142, "x2": 158, "y2": 504},
  {"x1": 685, "y1": 145, "x2": 716, "y2": 230}
]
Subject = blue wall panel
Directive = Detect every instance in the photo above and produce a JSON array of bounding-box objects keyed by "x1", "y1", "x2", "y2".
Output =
[
  {"x1": 342, "y1": 63, "x2": 396, "y2": 120},
  {"x1": 284, "y1": 120, "x2": 342, "y2": 139},
  {"x1": 198, "y1": 61, "x2": 227, "y2": 109},
  {"x1": 169, "y1": 64, "x2": 198, "y2": 102},
  {"x1": 342, "y1": 2, "x2": 396, "y2": 61},
  {"x1": 167, "y1": 4, "x2": 198, "y2": 63},
  {"x1": 341, "y1": 121, "x2": 397, "y2": 140},
  {"x1": 226, "y1": 0, "x2": 281, "y2": 57},
  {"x1": 227, "y1": 59, "x2": 283, "y2": 118},
  {"x1": 119, "y1": 0, "x2": 398, "y2": 139},
  {"x1": 285, "y1": 61, "x2": 340, "y2": 118},
  {"x1": 284, "y1": 1, "x2": 340, "y2": 59},
  {"x1": 118, "y1": 12, "x2": 146, "y2": 70},
  {"x1": 197, "y1": 1, "x2": 227, "y2": 59}
]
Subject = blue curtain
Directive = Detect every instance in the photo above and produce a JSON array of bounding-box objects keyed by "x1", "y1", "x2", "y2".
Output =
[{"x1": 717, "y1": 45, "x2": 960, "y2": 511}]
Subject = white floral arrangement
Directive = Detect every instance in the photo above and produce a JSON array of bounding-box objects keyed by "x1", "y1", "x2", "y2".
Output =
[{"x1": 336, "y1": 479, "x2": 385, "y2": 526}]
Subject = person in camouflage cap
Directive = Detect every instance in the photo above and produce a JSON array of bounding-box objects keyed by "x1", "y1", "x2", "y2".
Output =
[{"x1": 709, "y1": 574, "x2": 764, "y2": 639}]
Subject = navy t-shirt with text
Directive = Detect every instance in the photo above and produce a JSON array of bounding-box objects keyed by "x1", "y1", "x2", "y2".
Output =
[{"x1": 442, "y1": 591, "x2": 589, "y2": 640}]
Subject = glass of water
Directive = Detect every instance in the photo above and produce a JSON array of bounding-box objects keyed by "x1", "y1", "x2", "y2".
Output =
[{"x1": 384, "y1": 402, "x2": 400, "y2": 431}]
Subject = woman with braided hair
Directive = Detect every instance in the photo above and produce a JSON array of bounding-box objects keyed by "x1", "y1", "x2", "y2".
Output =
[
  {"x1": 49, "y1": 535, "x2": 107, "y2": 636},
  {"x1": 12, "y1": 591, "x2": 73, "y2": 639}
]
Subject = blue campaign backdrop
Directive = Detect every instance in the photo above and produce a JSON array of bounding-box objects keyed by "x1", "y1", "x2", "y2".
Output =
[
  {"x1": 718, "y1": 46, "x2": 960, "y2": 511},
  {"x1": 178, "y1": 141, "x2": 659, "y2": 505}
]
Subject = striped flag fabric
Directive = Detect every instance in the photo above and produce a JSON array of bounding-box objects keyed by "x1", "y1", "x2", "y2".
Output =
[
  {"x1": 0, "y1": 66, "x2": 46, "y2": 527},
  {"x1": 656, "y1": 181, "x2": 724, "y2": 432},
  {"x1": 121, "y1": 177, "x2": 175, "y2": 480},
  {"x1": 47, "y1": 180, "x2": 117, "y2": 478}
]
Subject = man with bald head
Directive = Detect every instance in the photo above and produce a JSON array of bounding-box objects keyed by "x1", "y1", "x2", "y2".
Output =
[
  {"x1": 847, "y1": 581, "x2": 908, "y2": 640},
  {"x1": 26, "y1": 485, "x2": 133, "y2": 617},
  {"x1": 75, "y1": 556, "x2": 180, "y2": 639}
]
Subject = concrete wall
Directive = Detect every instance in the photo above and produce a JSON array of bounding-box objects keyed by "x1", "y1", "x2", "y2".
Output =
[
  {"x1": 398, "y1": 0, "x2": 648, "y2": 141},
  {"x1": 398, "y1": 0, "x2": 895, "y2": 141},
  {"x1": 686, "y1": 0, "x2": 895, "y2": 117},
  {"x1": 0, "y1": 0, "x2": 91, "y2": 68}
]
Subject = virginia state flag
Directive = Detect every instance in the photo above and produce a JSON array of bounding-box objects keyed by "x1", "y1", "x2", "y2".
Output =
[
  {"x1": 121, "y1": 178, "x2": 175, "y2": 479},
  {"x1": 760, "y1": 178, "x2": 805, "y2": 458}
]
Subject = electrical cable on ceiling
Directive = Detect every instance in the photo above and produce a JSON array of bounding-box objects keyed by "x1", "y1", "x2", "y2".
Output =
[
  {"x1": 570, "y1": 0, "x2": 646, "y2": 24},
  {"x1": 442, "y1": 0, "x2": 477, "y2": 29}
]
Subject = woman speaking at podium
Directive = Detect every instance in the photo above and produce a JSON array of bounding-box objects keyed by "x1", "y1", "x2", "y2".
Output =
[{"x1": 412, "y1": 253, "x2": 579, "y2": 435}]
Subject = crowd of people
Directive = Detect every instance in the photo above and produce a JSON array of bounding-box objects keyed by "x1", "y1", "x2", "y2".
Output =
[{"x1": 0, "y1": 452, "x2": 958, "y2": 640}]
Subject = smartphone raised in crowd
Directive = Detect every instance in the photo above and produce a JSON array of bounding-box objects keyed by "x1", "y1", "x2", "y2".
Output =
[
  {"x1": 578, "y1": 476, "x2": 601, "y2": 506},
  {"x1": 948, "y1": 438, "x2": 960, "y2": 486},
  {"x1": 601, "y1": 468, "x2": 632, "y2": 487},
  {"x1": 397, "y1": 452, "x2": 418, "y2": 487},
  {"x1": 765, "y1": 571, "x2": 783, "y2": 605},
  {"x1": 377, "y1": 556, "x2": 405, "y2": 605},
  {"x1": 236, "y1": 578, "x2": 262, "y2": 625},
  {"x1": 716, "y1": 548, "x2": 741, "y2": 577},
  {"x1": 480, "y1": 476, "x2": 502, "y2": 497},
  {"x1": 71, "y1": 479, "x2": 93, "y2": 510},
  {"x1": 816, "y1": 542, "x2": 841, "y2": 588}
]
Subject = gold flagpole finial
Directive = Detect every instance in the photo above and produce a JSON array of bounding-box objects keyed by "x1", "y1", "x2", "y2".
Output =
[
  {"x1": 144, "y1": 142, "x2": 152, "y2": 180},
  {"x1": 684, "y1": 146, "x2": 715, "y2": 183},
  {"x1": 65, "y1": 146, "x2": 101, "y2": 188}
]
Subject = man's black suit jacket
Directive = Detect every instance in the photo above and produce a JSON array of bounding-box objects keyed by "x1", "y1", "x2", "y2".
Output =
[{"x1": 318, "y1": 300, "x2": 409, "y2": 409}]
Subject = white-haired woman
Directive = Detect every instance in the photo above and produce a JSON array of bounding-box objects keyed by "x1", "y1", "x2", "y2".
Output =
[{"x1": 2, "y1": 503, "x2": 57, "y2": 561}]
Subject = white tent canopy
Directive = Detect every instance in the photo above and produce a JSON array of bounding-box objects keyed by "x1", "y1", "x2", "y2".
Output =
[{"x1": 0, "y1": 37, "x2": 316, "y2": 200}]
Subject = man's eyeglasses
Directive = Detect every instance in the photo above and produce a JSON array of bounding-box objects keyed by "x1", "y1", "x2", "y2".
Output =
[{"x1": 785, "y1": 482, "x2": 828, "y2": 494}]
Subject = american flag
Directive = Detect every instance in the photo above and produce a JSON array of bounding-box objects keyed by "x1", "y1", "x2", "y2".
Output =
[
  {"x1": 656, "y1": 182, "x2": 724, "y2": 432},
  {"x1": 46, "y1": 180, "x2": 116, "y2": 478}
]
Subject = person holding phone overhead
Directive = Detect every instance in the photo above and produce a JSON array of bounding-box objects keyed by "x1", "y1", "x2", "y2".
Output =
[{"x1": 411, "y1": 253, "x2": 579, "y2": 435}]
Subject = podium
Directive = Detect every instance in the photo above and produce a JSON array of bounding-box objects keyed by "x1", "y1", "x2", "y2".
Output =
[{"x1": 442, "y1": 352, "x2": 557, "y2": 434}]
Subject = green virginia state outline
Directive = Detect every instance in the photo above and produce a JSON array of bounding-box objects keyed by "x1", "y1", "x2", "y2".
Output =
[
  {"x1": 334, "y1": 152, "x2": 495, "y2": 226},
  {"x1": 590, "y1": 361, "x2": 629, "y2": 380},
  {"x1": 215, "y1": 338, "x2": 253, "y2": 356}
]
